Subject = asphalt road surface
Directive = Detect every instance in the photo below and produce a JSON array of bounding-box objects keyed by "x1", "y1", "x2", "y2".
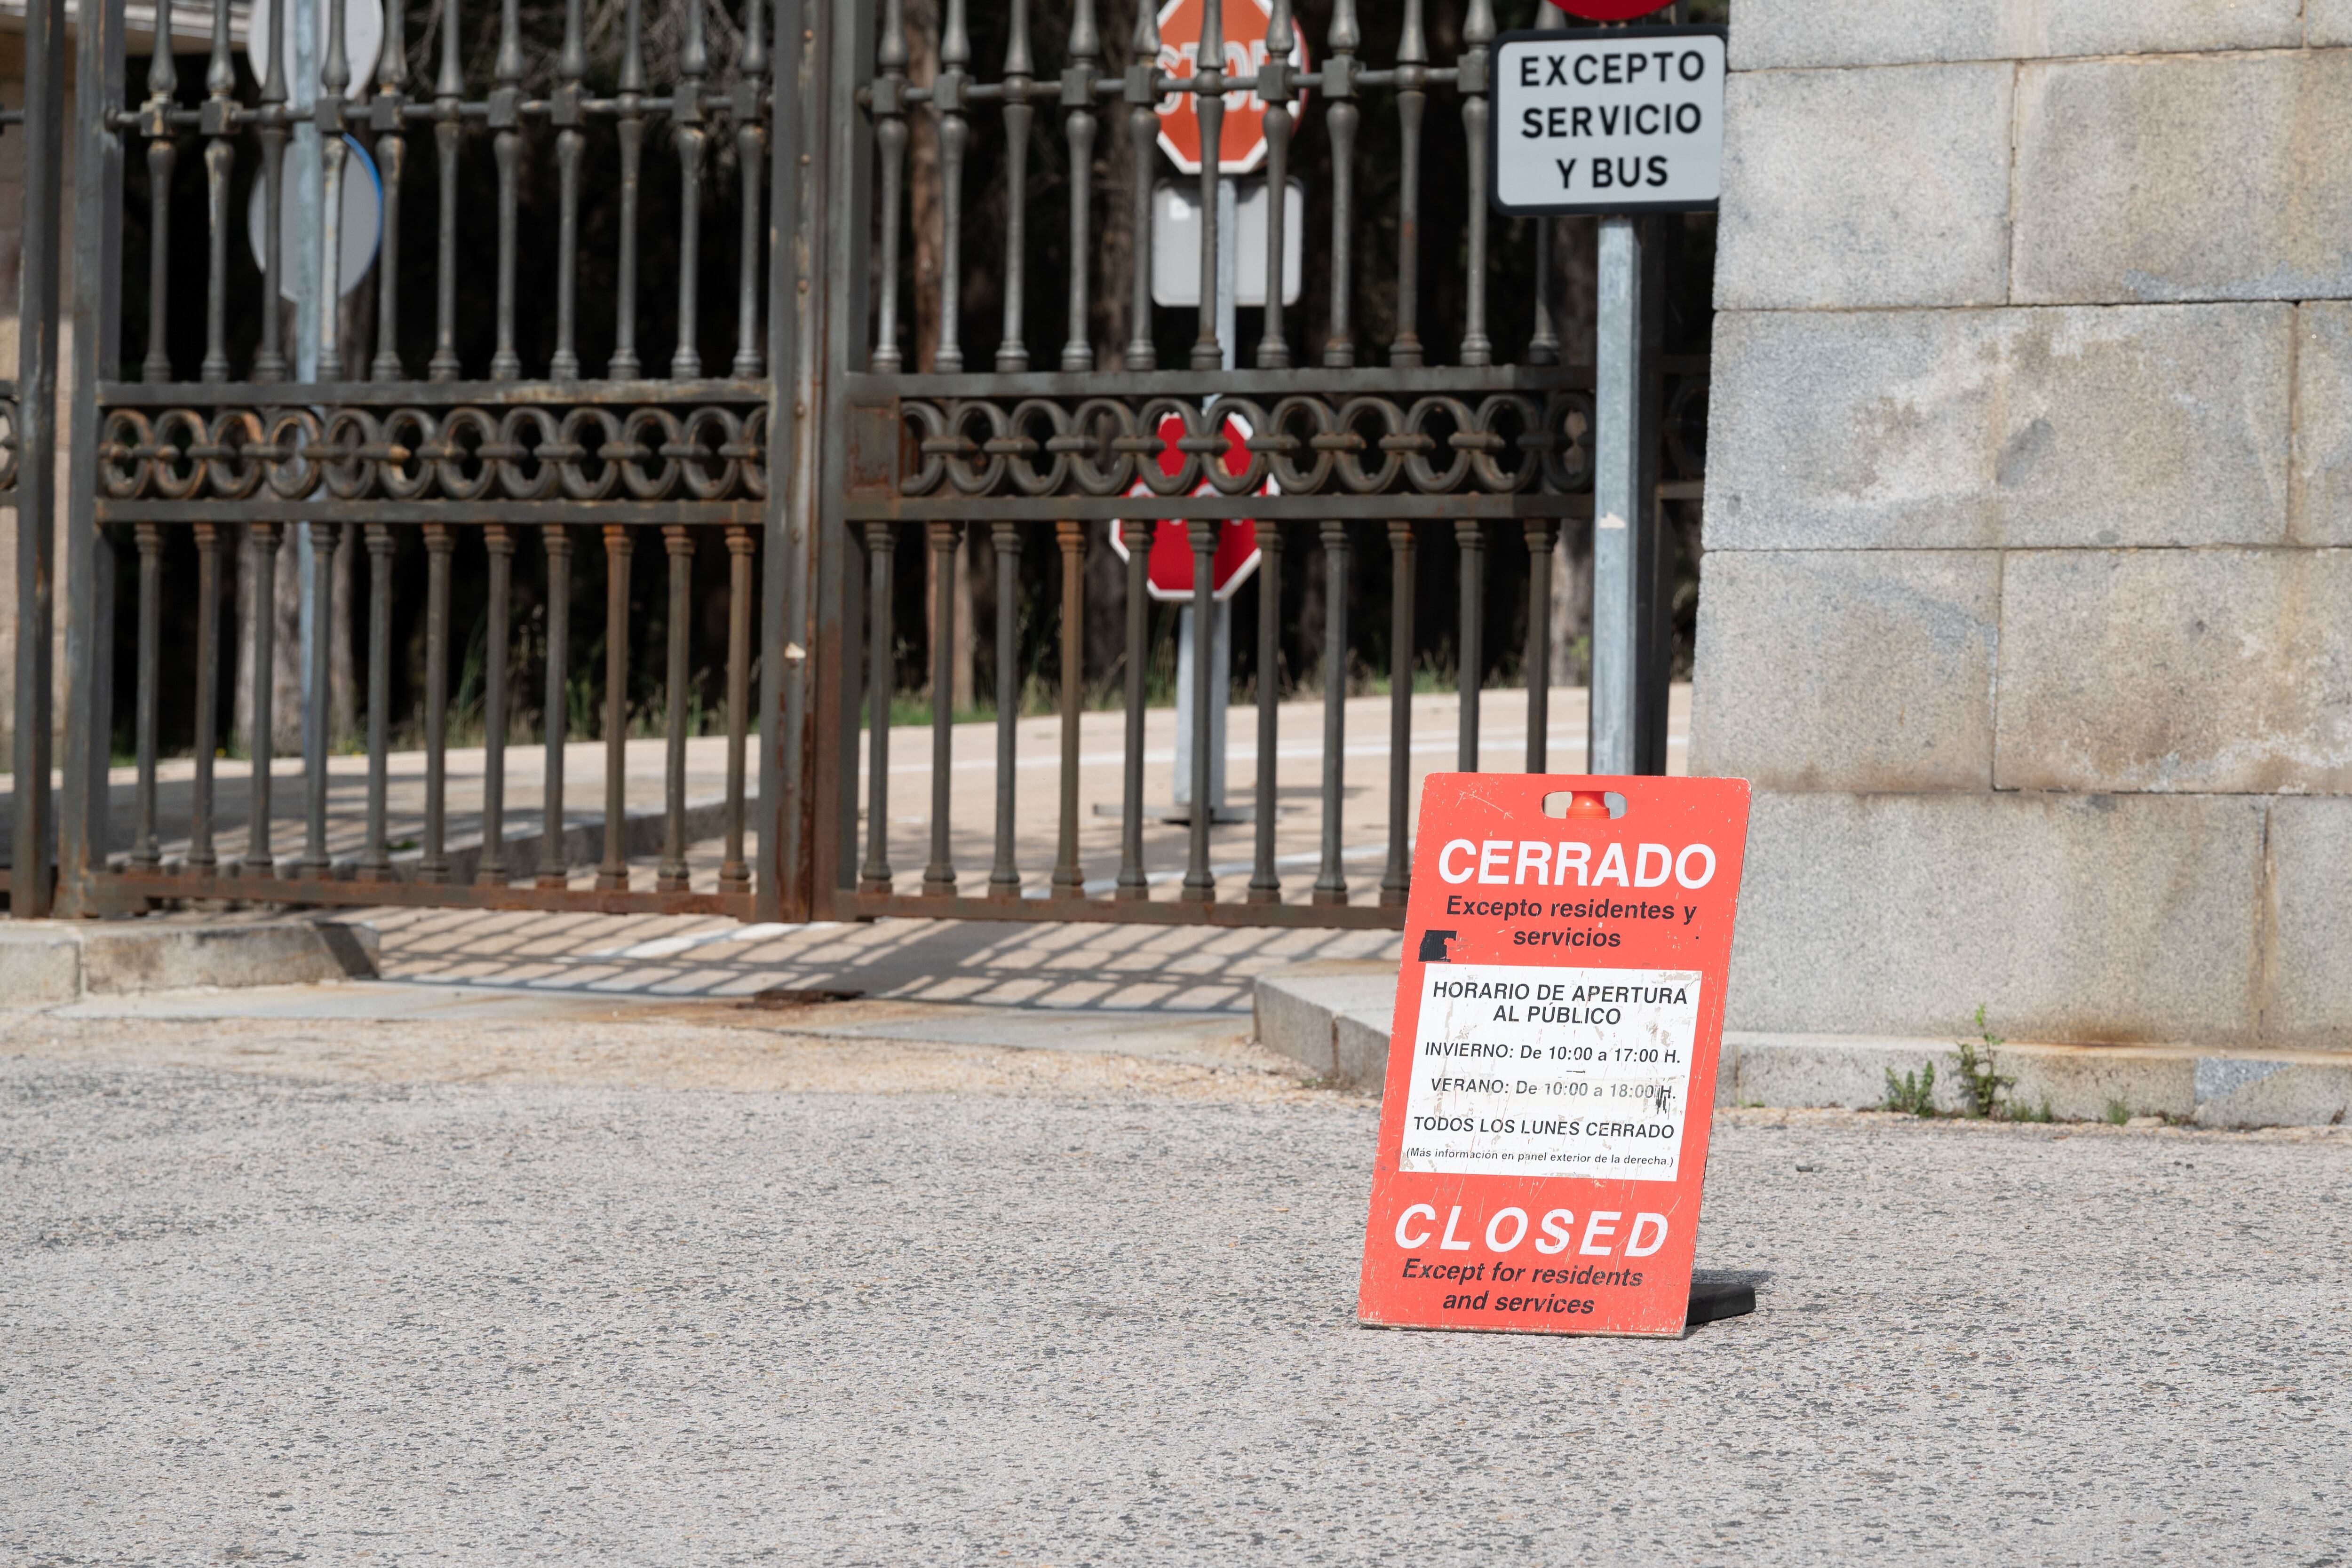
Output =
[{"x1": 4, "y1": 1024, "x2": 2348, "y2": 1565}]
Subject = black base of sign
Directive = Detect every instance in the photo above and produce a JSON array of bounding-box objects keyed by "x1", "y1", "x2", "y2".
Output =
[{"x1": 1685, "y1": 1279, "x2": 1756, "y2": 1328}]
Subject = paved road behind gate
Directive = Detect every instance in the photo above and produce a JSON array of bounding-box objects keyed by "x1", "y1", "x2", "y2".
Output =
[{"x1": 3, "y1": 1011, "x2": 2346, "y2": 1565}]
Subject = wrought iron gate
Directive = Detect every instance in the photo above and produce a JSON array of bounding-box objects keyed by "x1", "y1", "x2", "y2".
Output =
[
  {"x1": 804, "y1": 0, "x2": 1695, "y2": 931},
  {"x1": 6, "y1": 0, "x2": 813, "y2": 920},
  {"x1": 4, "y1": 0, "x2": 1696, "y2": 928}
]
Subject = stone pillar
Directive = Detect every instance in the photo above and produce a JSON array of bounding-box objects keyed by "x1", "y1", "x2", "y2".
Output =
[{"x1": 1696, "y1": 4, "x2": 2352, "y2": 1050}]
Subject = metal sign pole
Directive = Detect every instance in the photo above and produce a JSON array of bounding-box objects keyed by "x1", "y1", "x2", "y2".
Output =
[
  {"x1": 1174, "y1": 180, "x2": 1242, "y2": 818},
  {"x1": 1589, "y1": 214, "x2": 1640, "y2": 776}
]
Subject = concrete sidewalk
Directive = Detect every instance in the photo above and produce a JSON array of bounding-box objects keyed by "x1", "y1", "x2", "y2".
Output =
[{"x1": 1253, "y1": 963, "x2": 2352, "y2": 1127}]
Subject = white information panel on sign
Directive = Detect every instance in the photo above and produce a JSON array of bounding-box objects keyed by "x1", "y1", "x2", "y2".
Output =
[
  {"x1": 1490, "y1": 26, "x2": 1726, "y2": 215},
  {"x1": 1398, "y1": 962, "x2": 1701, "y2": 1182}
]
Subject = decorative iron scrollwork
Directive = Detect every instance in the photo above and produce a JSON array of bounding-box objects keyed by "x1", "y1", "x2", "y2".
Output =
[
  {"x1": 0, "y1": 395, "x2": 18, "y2": 492},
  {"x1": 95, "y1": 403, "x2": 770, "y2": 504},
  {"x1": 888, "y1": 392, "x2": 1595, "y2": 500}
]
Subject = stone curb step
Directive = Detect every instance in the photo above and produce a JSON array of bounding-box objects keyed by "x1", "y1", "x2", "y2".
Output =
[
  {"x1": 1253, "y1": 963, "x2": 2352, "y2": 1129},
  {"x1": 0, "y1": 918, "x2": 382, "y2": 1006}
]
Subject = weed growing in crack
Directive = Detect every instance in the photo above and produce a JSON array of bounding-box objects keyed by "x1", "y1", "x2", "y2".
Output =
[
  {"x1": 1881, "y1": 1061, "x2": 1938, "y2": 1117},
  {"x1": 1953, "y1": 1004, "x2": 2018, "y2": 1119}
]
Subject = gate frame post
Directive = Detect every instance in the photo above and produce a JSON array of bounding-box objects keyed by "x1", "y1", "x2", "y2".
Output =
[
  {"x1": 56, "y1": 0, "x2": 128, "y2": 919},
  {"x1": 10, "y1": 0, "x2": 68, "y2": 918},
  {"x1": 808, "y1": 0, "x2": 876, "y2": 918},
  {"x1": 758, "y1": 0, "x2": 827, "y2": 922}
]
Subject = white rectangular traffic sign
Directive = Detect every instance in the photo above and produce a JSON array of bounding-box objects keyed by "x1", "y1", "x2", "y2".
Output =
[{"x1": 1490, "y1": 25, "x2": 1726, "y2": 216}]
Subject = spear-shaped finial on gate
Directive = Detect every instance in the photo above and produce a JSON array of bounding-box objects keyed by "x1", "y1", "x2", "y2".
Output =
[
  {"x1": 1256, "y1": 0, "x2": 1295, "y2": 368},
  {"x1": 732, "y1": 0, "x2": 771, "y2": 378},
  {"x1": 1321, "y1": 0, "x2": 1360, "y2": 368},
  {"x1": 1187, "y1": 0, "x2": 1225, "y2": 368},
  {"x1": 254, "y1": 0, "x2": 290, "y2": 380},
  {"x1": 320, "y1": 0, "x2": 354, "y2": 377},
  {"x1": 1459, "y1": 0, "x2": 1496, "y2": 366},
  {"x1": 549, "y1": 0, "x2": 588, "y2": 378},
  {"x1": 933, "y1": 0, "x2": 972, "y2": 372},
  {"x1": 199, "y1": 0, "x2": 241, "y2": 381},
  {"x1": 1058, "y1": 0, "x2": 1100, "y2": 371},
  {"x1": 671, "y1": 0, "x2": 711, "y2": 377},
  {"x1": 139, "y1": 0, "x2": 179, "y2": 382},
  {"x1": 870, "y1": 0, "x2": 912, "y2": 371},
  {"x1": 1123, "y1": 0, "x2": 1161, "y2": 371}
]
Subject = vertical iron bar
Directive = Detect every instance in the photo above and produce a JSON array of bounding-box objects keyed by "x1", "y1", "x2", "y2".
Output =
[
  {"x1": 658, "y1": 525, "x2": 692, "y2": 890},
  {"x1": 189, "y1": 524, "x2": 222, "y2": 875},
  {"x1": 370, "y1": 0, "x2": 408, "y2": 378},
  {"x1": 539, "y1": 525, "x2": 572, "y2": 884},
  {"x1": 1180, "y1": 519, "x2": 1215, "y2": 900},
  {"x1": 318, "y1": 0, "x2": 351, "y2": 378},
  {"x1": 1591, "y1": 217, "x2": 1641, "y2": 775},
  {"x1": 489, "y1": 0, "x2": 524, "y2": 378},
  {"x1": 1255, "y1": 0, "x2": 1294, "y2": 369},
  {"x1": 1525, "y1": 521, "x2": 1553, "y2": 773},
  {"x1": 1122, "y1": 0, "x2": 1159, "y2": 372},
  {"x1": 1058, "y1": 0, "x2": 1097, "y2": 372},
  {"x1": 869, "y1": 0, "x2": 909, "y2": 371},
  {"x1": 300, "y1": 519, "x2": 333, "y2": 872},
  {"x1": 923, "y1": 519, "x2": 958, "y2": 894},
  {"x1": 199, "y1": 0, "x2": 238, "y2": 381},
  {"x1": 55, "y1": 0, "x2": 126, "y2": 914},
  {"x1": 1455, "y1": 519, "x2": 1483, "y2": 770},
  {"x1": 1311, "y1": 520, "x2": 1347, "y2": 904},
  {"x1": 139, "y1": 0, "x2": 176, "y2": 382},
  {"x1": 1458, "y1": 0, "x2": 1494, "y2": 366},
  {"x1": 1052, "y1": 518, "x2": 1084, "y2": 895},
  {"x1": 245, "y1": 522, "x2": 279, "y2": 872},
  {"x1": 1524, "y1": 0, "x2": 1564, "y2": 368},
  {"x1": 1320, "y1": 0, "x2": 1358, "y2": 369},
  {"x1": 721, "y1": 526, "x2": 753, "y2": 892},
  {"x1": 609, "y1": 0, "x2": 647, "y2": 377},
  {"x1": 731, "y1": 0, "x2": 769, "y2": 378},
  {"x1": 131, "y1": 523, "x2": 160, "y2": 866},
  {"x1": 1246, "y1": 520, "x2": 1282, "y2": 903},
  {"x1": 9, "y1": 0, "x2": 64, "y2": 913},
  {"x1": 1391, "y1": 0, "x2": 1425, "y2": 368},
  {"x1": 1381, "y1": 519, "x2": 1412, "y2": 906},
  {"x1": 995, "y1": 0, "x2": 1032, "y2": 372},
  {"x1": 1115, "y1": 518, "x2": 1150, "y2": 897},
  {"x1": 1188, "y1": 0, "x2": 1224, "y2": 370},
  {"x1": 429, "y1": 0, "x2": 464, "y2": 380},
  {"x1": 858, "y1": 522, "x2": 895, "y2": 892},
  {"x1": 479, "y1": 525, "x2": 513, "y2": 881},
  {"x1": 934, "y1": 0, "x2": 970, "y2": 372},
  {"x1": 549, "y1": 0, "x2": 586, "y2": 378},
  {"x1": 418, "y1": 523, "x2": 453, "y2": 880},
  {"x1": 599, "y1": 524, "x2": 633, "y2": 889},
  {"x1": 254, "y1": 0, "x2": 288, "y2": 381},
  {"x1": 359, "y1": 523, "x2": 393, "y2": 877},
  {"x1": 671, "y1": 0, "x2": 709, "y2": 379},
  {"x1": 989, "y1": 522, "x2": 1021, "y2": 897}
]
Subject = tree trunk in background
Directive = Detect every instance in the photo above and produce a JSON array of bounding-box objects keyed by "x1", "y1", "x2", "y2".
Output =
[{"x1": 1550, "y1": 536, "x2": 1593, "y2": 688}]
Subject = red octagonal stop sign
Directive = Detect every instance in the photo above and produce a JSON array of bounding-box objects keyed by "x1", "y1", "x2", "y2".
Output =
[
  {"x1": 1154, "y1": 0, "x2": 1308, "y2": 175},
  {"x1": 1110, "y1": 412, "x2": 1268, "y2": 601}
]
